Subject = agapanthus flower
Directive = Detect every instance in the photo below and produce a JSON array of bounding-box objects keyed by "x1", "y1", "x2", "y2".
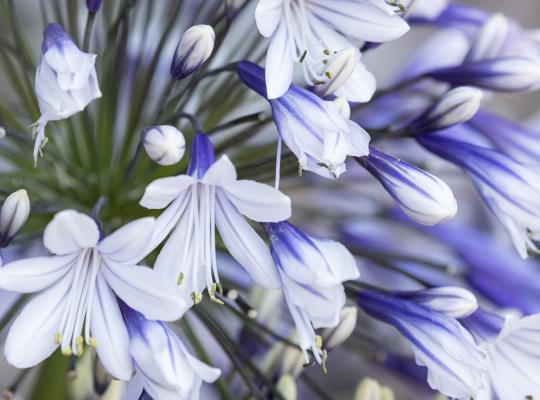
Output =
[
  {"x1": 254, "y1": 0, "x2": 409, "y2": 99},
  {"x1": 238, "y1": 61, "x2": 370, "y2": 178},
  {"x1": 140, "y1": 133, "x2": 291, "y2": 304},
  {"x1": 34, "y1": 23, "x2": 101, "y2": 162},
  {"x1": 0, "y1": 210, "x2": 185, "y2": 380}
]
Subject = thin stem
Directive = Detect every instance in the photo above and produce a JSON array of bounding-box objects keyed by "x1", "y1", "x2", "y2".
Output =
[
  {"x1": 207, "y1": 112, "x2": 266, "y2": 135},
  {"x1": 82, "y1": 12, "x2": 96, "y2": 52},
  {"x1": 275, "y1": 136, "x2": 282, "y2": 190}
]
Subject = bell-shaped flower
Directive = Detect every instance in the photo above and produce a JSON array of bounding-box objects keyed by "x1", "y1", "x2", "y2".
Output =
[
  {"x1": 120, "y1": 302, "x2": 221, "y2": 400},
  {"x1": 396, "y1": 287, "x2": 478, "y2": 319},
  {"x1": 356, "y1": 290, "x2": 487, "y2": 399},
  {"x1": 140, "y1": 133, "x2": 291, "y2": 305},
  {"x1": 418, "y1": 133, "x2": 540, "y2": 258},
  {"x1": 170, "y1": 25, "x2": 215, "y2": 81},
  {"x1": 0, "y1": 189, "x2": 30, "y2": 248},
  {"x1": 254, "y1": 0, "x2": 408, "y2": 99},
  {"x1": 0, "y1": 210, "x2": 185, "y2": 380},
  {"x1": 142, "y1": 125, "x2": 186, "y2": 166},
  {"x1": 463, "y1": 309, "x2": 540, "y2": 400},
  {"x1": 237, "y1": 61, "x2": 371, "y2": 179},
  {"x1": 261, "y1": 221, "x2": 359, "y2": 363},
  {"x1": 358, "y1": 146, "x2": 457, "y2": 225},
  {"x1": 34, "y1": 23, "x2": 102, "y2": 163}
]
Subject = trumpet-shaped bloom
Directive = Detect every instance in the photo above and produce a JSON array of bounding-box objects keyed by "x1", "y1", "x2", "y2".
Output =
[
  {"x1": 238, "y1": 61, "x2": 370, "y2": 179},
  {"x1": 140, "y1": 133, "x2": 291, "y2": 305},
  {"x1": 34, "y1": 23, "x2": 101, "y2": 162},
  {"x1": 254, "y1": 0, "x2": 409, "y2": 99},
  {"x1": 418, "y1": 133, "x2": 540, "y2": 258},
  {"x1": 120, "y1": 302, "x2": 221, "y2": 400},
  {"x1": 356, "y1": 290, "x2": 487, "y2": 398},
  {"x1": 0, "y1": 210, "x2": 185, "y2": 380},
  {"x1": 261, "y1": 221, "x2": 359, "y2": 363}
]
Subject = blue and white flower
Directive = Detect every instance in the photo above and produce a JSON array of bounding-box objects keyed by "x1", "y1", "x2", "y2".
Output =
[
  {"x1": 140, "y1": 133, "x2": 291, "y2": 304},
  {"x1": 356, "y1": 290, "x2": 487, "y2": 398},
  {"x1": 34, "y1": 23, "x2": 102, "y2": 162},
  {"x1": 142, "y1": 125, "x2": 186, "y2": 166},
  {"x1": 238, "y1": 61, "x2": 370, "y2": 179},
  {"x1": 254, "y1": 0, "x2": 409, "y2": 99},
  {"x1": 120, "y1": 302, "x2": 221, "y2": 400},
  {"x1": 396, "y1": 287, "x2": 478, "y2": 318},
  {"x1": 0, "y1": 210, "x2": 185, "y2": 380},
  {"x1": 170, "y1": 25, "x2": 215, "y2": 80},
  {"x1": 261, "y1": 221, "x2": 359, "y2": 363}
]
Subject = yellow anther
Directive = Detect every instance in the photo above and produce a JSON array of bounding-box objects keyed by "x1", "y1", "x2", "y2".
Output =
[
  {"x1": 315, "y1": 335, "x2": 323, "y2": 349},
  {"x1": 88, "y1": 337, "x2": 97, "y2": 348},
  {"x1": 177, "y1": 272, "x2": 184, "y2": 286},
  {"x1": 61, "y1": 347, "x2": 72, "y2": 356},
  {"x1": 325, "y1": 71, "x2": 333, "y2": 80},
  {"x1": 191, "y1": 292, "x2": 203, "y2": 304},
  {"x1": 321, "y1": 350, "x2": 328, "y2": 374},
  {"x1": 54, "y1": 332, "x2": 62, "y2": 344},
  {"x1": 323, "y1": 49, "x2": 331, "y2": 56},
  {"x1": 217, "y1": 283, "x2": 224, "y2": 296}
]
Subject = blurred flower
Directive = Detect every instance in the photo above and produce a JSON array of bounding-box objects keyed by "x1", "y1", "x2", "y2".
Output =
[
  {"x1": 396, "y1": 287, "x2": 478, "y2": 318},
  {"x1": 322, "y1": 306, "x2": 357, "y2": 350},
  {"x1": 170, "y1": 25, "x2": 215, "y2": 80},
  {"x1": 276, "y1": 374, "x2": 297, "y2": 400},
  {"x1": 142, "y1": 125, "x2": 186, "y2": 166}
]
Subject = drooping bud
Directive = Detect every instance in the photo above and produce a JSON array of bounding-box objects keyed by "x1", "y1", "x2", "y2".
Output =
[
  {"x1": 276, "y1": 374, "x2": 297, "y2": 400},
  {"x1": 322, "y1": 307, "x2": 357, "y2": 350},
  {"x1": 0, "y1": 190, "x2": 30, "y2": 247},
  {"x1": 466, "y1": 13, "x2": 509, "y2": 62},
  {"x1": 142, "y1": 125, "x2": 186, "y2": 166},
  {"x1": 358, "y1": 147, "x2": 457, "y2": 226},
  {"x1": 86, "y1": 0, "x2": 103, "y2": 14},
  {"x1": 398, "y1": 287, "x2": 478, "y2": 318},
  {"x1": 411, "y1": 86, "x2": 483, "y2": 133},
  {"x1": 314, "y1": 48, "x2": 358, "y2": 98},
  {"x1": 170, "y1": 25, "x2": 215, "y2": 80}
]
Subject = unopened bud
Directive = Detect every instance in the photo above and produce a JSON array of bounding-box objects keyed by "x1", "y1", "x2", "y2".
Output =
[
  {"x1": 86, "y1": 0, "x2": 103, "y2": 13},
  {"x1": 170, "y1": 25, "x2": 215, "y2": 80},
  {"x1": 402, "y1": 287, "x2": 478, "y2": 318},
  {"x1": 466, "y1": 13, "x2": 509, "y2": 62},
  {"x1": 322, "y1": 307, "x2": 357, "y2": 350},
  {"x1": 276, "y1": 375, "x2": 297, "y2": 400},
  {"x1": 314, "y1": 48, "x2": 358, "y2": 98},
  {"x1": 0, "y1": 190, "x2": 29, "y2": 247},
  {"x1": 142, "y1": 125, "x2": 186, "y2": 166},
  {"x1": 411, "y1": 86, "x2": 483, "y2": 133}
]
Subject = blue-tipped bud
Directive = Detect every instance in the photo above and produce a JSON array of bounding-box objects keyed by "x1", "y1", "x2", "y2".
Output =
[
  {"x1": 170, "y1": 25, "x2": 215, "y2": 80},
  {"x1": 0, "y1": 189, "x2": 29, "y2": 247},
  {"x1": 397, "y1": 287, "x2": 478, "y2": 318},
  {"x1": 142, "y1": 125, "x2": 186, "y2": 166},
  {"x1": 86, "y1": 0, "x2": 103, "y2": 13},
  {"x1": 187, "y1": 133, "x2": 215, "y2": 179}
]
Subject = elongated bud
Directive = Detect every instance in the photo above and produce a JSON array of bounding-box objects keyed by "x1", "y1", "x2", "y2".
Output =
[
  {"x1": 142, "y1": 125, "x2": 186, "y2": 166},
  {"x1": 86, "y1": 0, "x2": 103, "y2": 13},
  {"x1": 170, "y1": 25, "x2": 215, "y2": 80},
  {"x1": 411, "y1": 87, "x2": 483, "y2": 133},
  {"x1": 314, "y1": 48, "x2": 358, "y2": 98},
  {"x1": 0, "y1": 190, "x2": 29, "y2": 247},
  {"x1": 466, "y1": 13, "x2": 508, "y2": 62},
  {"x1": 399, "y1": 287, "x2": 478, "y2": 318},
  {"x1": 429, "y1": 56, "x2": 540, "y2": 92},
  {"x1": 322, "y1": 307, "x2": 357, "y2": 350},
  {"x1": 276, "y1": 375, "x2": 297, "y2": 400},
  {"x1": 359, "y1": 147, "x2": 457, "y2": 225},
  {"x1": 355, "y1": 378, "x2": 394, "y2": 400}
]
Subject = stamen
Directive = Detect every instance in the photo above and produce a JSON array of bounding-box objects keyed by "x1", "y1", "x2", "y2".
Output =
[
  {"x1": 88, "y1": 337, "x2": 97, "y2": 348},
  {"x1": 177, "y1": 272, "x2": 184, "y2": 285}
]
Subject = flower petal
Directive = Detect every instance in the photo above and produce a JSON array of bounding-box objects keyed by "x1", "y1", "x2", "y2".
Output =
[
  {"x1": 221, "y1": 182, "x2": 291, "y2": 222},
  {"x1": 346, "y1": 121, "x2": 371, "y2": 157},
  {"x1": 43, "y1": 210, "x2": 100, "y2": 255},
  {"x1": 5, "y1": 274, "x2": 71, "y2": 368},
  {"x1": 201, "y1": 155, "x2": 237, "y2": 186},
  {"x1": 215, "y1": 193, "x2": 281, "y2": 289},
  {"x1": 0, "y1": 254, "x2": 76, "y2": 293},
  {"x1": 255, "y1": 0, "x2": 283, "y2": 37},
  {"x1": 91, "y1": 273, "x2": 133, "y2": 380},
  {"x1": 103, "y1": 261, "x2": 187, "y2": 321},
  {"x1": 266, "y1": 22, "x2": 294, "y2": 99},
  {"x1": 98, "y1": 217, "x2": 155, "y2": 265},
  {"x1": 139, "y1": 175, "x2": 196, "y2": 210}
]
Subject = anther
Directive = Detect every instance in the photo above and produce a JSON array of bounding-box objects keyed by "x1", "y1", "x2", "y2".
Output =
[
  {"x1": 61, "y1": 347, "x2": 73, "y2": 356},
  {"x1": 325, "y1": 71, "x2": 333, "y2": 80},
  {"x1": 54, "y1": 332, "x2": 62, "y2": 344},
  {"x1": 76, "y1": 336, "x2": 84, "y2": 356},
  {"x1": 191, "y1": 292, "x2": 203, "y2": 304},
  {"x1": 321, "y1": 350, "x2": 328, "y2": 374},
  {"x1": 88, "y1": 337, "x2": 97, "y2": 348},
  {"x1": 299, "y1": 50, "x2": 307, "y2": 63},
  {"x1": 177, "y1": 272, "x2": 184, "y2": 286}
]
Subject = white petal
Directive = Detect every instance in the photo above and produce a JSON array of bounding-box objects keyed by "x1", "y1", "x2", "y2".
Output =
[
  {"x1": 346, "y1": 121, "x2": 371, "y2": 157},
  {"x1": 334, "y1": 63, "x2": 377, "y2": 103},
  {"x1": 323, "y1": 130, "x2": 350, "y2": 165},
  {"x1": 0, "y1": 254, "x2": 76, "y2": 293},
  {"x1": 255, "y1": 0, "x2": 283, "y2": 37},
  {"x1": 185, "y1": 353, "x2": 221, "y2": 382},
  {"x1": 103, "y1": 261, "x2": 187, "y2": 321},
  {"x1": 98, "y1": 218, "x2": 155, "y2": 264},
  {"x1": 266, "y1": 22, "x2": 294, "y2": 99},
  {"x1": 221, "y1": 182, "x2": 291, "y2": 222},
  {"x1": 91, "y1": 273, "x2": 133, "y2": 380},
  {"x1": 215, "y1": 193, "x2": 281, "y2": 289},
  {"x1": 201, "y1": 155, "x2": 237, "y2": 186},
  {"x1": 5, "y1": 275, "x2": 71, "y2": 368},
  {"x1": 43, "y1": 210, "x2": 100, "y2": 255},
  {"x1": 140, "y1": 175, "x2": 196, "y2": 210}
]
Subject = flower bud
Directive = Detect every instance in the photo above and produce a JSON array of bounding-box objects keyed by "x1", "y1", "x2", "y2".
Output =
[
  {"x1": 86, "y1": 0, "x2": 103, "y2": 13},
  {"x1": 359, "y1": 147, "x2": 457, "y2": 226},
  {"x1": 276, "y1": 375, "x2": 297, "y2": 400},
  {"x1": 355, "y1": 378, "x2": 395, "y2": 400},
  {"x1": 400, "y1": 287, "x2": 478, "y2": 318},
  {"x1": 170, "y1": 25, "x2": 215, "y2": 80},
  {"x1": 466, "y1": 13, "x2": 509, "y2": 62},
  {"x1": 142, "y1": 125, "x2": 186, "y2": 166},
  {"x1": 314, "y1": 48, "x2": 358, "y2": 98},
  {"x1": 411, "y1": 86, "x2": 483, "y2": 133},
  {"x1": 0, "y1": 190, "x2": 30, "y2": 247},
  {"x1": 322, "y1": 307, "x2": 357, "y2": 350}
]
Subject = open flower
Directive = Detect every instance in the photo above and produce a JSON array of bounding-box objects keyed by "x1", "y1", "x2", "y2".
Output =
[
  {"x1": 0, "y1": 210, "x2": 185, "y2": 380},
  {"x1": 140, "y1": 133, "x2": 291, "y2": 305},
  {"x1": 34, "y1": 23, "x2": 101, "y2": 162}
]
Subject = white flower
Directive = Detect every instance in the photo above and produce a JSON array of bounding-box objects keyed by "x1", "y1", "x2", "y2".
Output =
[
  {"x1": 0, "y1": 210, "x2": 185, "y2": 380},
  {"x1": 170, "y1": 25, "x2": 215, "y2": 80},
  {"x1": 0, "y1": 189, "x2": 30, "y2": 247},
  {"x1": 255, "y1": 0, "x2": 409, "y2": 99},
  {"x1": 34, "y1": 23, "x2": 101, "y2": 163},
  {"x1": 140, "y1": 133, "x2": 291, "y2": 304},
  {"x1": 121, "y1": 303, "x2": 220, "y2": 400},
  {"x1": 142, "y1": 125, "x2": 186, "y2": 166},
  {"x1": 313, "y1": 48, "x2": 358, "y2": 98}
]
